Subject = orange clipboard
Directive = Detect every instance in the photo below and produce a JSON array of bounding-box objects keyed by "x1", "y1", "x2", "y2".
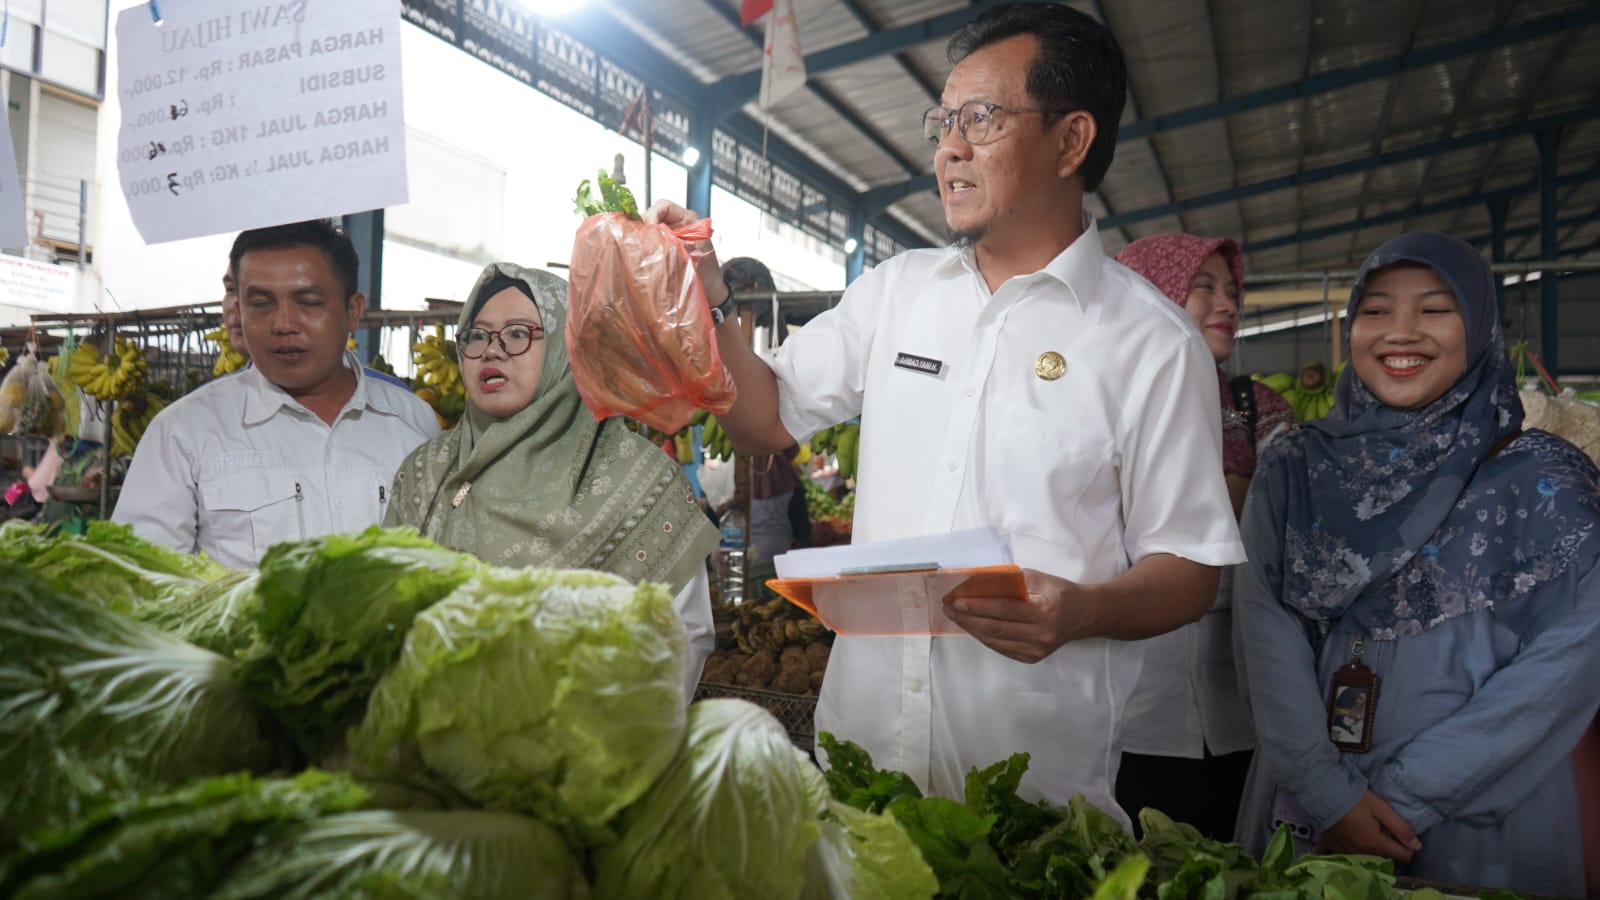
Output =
[{"x1": 765, "y1": 564, "x2": 1029, "y2": 636}]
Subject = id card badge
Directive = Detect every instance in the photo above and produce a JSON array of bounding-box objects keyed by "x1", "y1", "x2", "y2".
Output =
[{"x1": 1327, "y1": 637, "x2": 1380, "y2": 753}]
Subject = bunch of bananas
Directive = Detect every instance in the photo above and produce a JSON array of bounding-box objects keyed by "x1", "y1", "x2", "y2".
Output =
[
  {"x1": 808, "y1": 420, "x2": 861, "y2": 480},
  {"x1": 1256, "y1": 361, "x2": 1342, "y2": 422},
  {"x1": 692, "y1": 409, "x2": 735, "y2": 461},
  {"x1": 204, "y1": 327, "x2": 247, "y2": 377},
  {"x1": 412, "y1": 324, "x2": 466, "y2": 429},
  {"x1": 111, "y1": 391, "x2": 167, "y2": 457},
  {"x1": 68, "y1": 337, "x2": 147, "y2": 401}
]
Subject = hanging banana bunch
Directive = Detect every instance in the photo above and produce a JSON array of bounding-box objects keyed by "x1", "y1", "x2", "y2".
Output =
[
  {"x1": 411, "y1": 323, "x2": 466, "y2": 429},
  {"x1": 693, "y1": 409, "x2": 735, "y2": 462},
  {"x1": 204, "y1": 326, "x2": 248, "y2": 377},
  {"x1": 808, "y1": 420, "x2": 861, "y2": 480},
  {"x1": 110, "y1": 391, "x2": 168, "y2": 457},
  {"x1": 1254, "y1": 361, "x2": 1343, "y2": 422},
  {"x1": 68, "y1": 337, "x2": 148, "y2": 401}
]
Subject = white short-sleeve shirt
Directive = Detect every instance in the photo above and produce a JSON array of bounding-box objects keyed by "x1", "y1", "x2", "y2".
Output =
[
  {"x1": 767, "y1": 218, "x2": 1244, "y2": 823},
  {"x1": 113, "y1": 352, "x2": 440, "y2": 569}
]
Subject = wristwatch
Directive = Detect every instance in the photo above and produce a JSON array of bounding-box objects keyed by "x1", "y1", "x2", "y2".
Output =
[{"x1": 710, "y1": 284, "x2": 738, "y2": 326}]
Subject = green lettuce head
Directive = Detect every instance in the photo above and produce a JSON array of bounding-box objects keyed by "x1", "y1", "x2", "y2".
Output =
[
  {"x1": 595, "y1": 698, "x2": 831, "y2": 900},
  {"x1": 210, "y1": 809, "x2": 587, "y2": 900},
  {"x1": 351, "y1": 567, "x2": 687, "y2": 842},
  {"x1": 233, "y1": 527, "x2": 483, "y2": 758},
  {"x1": 1, "y1": 520, "x2": 226, "y2": 613},
  {"x1": 0, "y1": 565, "x2": 296, "y2": 849}
]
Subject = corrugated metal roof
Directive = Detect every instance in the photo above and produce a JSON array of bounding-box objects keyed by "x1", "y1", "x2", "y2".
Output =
[{"x1": 590, "y1": 0, "x2": 1599, "y2": 268}]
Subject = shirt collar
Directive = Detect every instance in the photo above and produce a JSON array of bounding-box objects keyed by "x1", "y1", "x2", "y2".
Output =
[
  {"x1": 240, "y1": 350, "x2": 394, "y2": 426},
  {"x1": 937, "y1": 212, "x2": 1105, "y2": 313}
]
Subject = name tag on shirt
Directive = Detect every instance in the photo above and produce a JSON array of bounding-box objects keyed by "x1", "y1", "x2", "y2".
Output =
[{"x1": 894, "y1": 352, "x2": 944, "y2": 377}]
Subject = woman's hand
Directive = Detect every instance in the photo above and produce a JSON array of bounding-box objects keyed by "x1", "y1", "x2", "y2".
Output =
[{"x1": 1317, "y1": 790, "x2": 1422, "y2": 863}]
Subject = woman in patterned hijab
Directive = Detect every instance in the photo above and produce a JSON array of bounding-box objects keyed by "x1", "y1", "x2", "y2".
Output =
[
  {"x1": 1232, "y1": 233, "x2": 1600, "y2": 894},
  {"x1": 1112, "y1": 233, "x2": 1296, "y2": 840},
  {"x1": 385, "y1": 263, "x2": 719, "y2": 694}
]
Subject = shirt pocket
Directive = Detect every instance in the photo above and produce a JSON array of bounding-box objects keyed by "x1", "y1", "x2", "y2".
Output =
[
  {"x1": 342, "y1": 465, "x2": 396, "y2": 529},
  {"x1": 198, "y1": 473, "x2": 302, "y2": 566},
  {"x1": 982, "y1": 396, "x2": 1114, "y2": 544}
]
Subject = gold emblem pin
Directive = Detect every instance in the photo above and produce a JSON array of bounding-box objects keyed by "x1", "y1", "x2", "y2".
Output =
[{"x1": 1035, "y1": 351, "x2": 1066, "y2": 381}]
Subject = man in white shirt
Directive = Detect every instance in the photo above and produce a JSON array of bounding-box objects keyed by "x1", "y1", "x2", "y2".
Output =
[
  {"x1": 114, "y1": 220, "x2": 439, "y2": 568},
  {"x1": 646, "y1": 3, "x2": 1243, "y2": 823}
]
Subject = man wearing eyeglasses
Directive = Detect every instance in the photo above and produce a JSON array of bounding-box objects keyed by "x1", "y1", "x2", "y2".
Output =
[
  {"x1": 648, "y1": 3, "x2": 1240, "y2": 825},
  {"x1": 114, "y1": 220, "x2": 439, "y2": 569}
]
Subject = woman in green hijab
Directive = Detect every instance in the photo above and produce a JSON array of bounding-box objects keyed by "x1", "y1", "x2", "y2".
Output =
[{"x1": 385, "y1": 263, "x2": 720, "y2": 694}]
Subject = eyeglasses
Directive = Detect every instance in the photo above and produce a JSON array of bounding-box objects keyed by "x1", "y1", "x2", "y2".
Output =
[
  {"x1": 921, "y1": 101, "x2": 1075, "y2": 145},
  {"x1": 460, "y1": 324, "x2": 543, "y2": 359}
]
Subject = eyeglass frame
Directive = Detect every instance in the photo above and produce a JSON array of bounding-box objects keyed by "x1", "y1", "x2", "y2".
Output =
[
  {"x1": 921, "y1": 101, "x2": 1078, "y2": 146},
  {"x1": 459, "y1": 323, "x2": 544, "y2": 359}
]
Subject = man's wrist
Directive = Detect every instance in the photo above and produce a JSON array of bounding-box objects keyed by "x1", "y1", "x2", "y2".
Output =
[{"x1": 710, "y1": 283, "x2": 738, "y2": 325}]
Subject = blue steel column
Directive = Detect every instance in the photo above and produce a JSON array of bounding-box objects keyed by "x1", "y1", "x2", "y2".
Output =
[
  {"x1": 1536, "y1": 129, "x2": 1561, "y2": 376},
  {"x1": 686, "y1": 113, "x2": 714, "y2": 216},
  {"x1": 1488, "y1": 197, "x2": 1508, "y2": 318},
  {"x1": 341, "y1": 210, "x2": 384, "y2": 361}
]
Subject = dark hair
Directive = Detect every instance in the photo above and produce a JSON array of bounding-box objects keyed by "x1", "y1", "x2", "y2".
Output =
[
  {"x1": 228, "y1": 219, "x2": 360, "y2": 299},
  {"x1": 947, "y1": 3, "x2": 1126, "y2": 192},
  {"x1": 721, "y1": 257, "x2": 776, "y2": 294}
]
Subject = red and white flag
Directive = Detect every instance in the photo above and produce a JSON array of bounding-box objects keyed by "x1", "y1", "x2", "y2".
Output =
[
  {"x1": 757, "y1": 0, "x2": 805, "y2": 109},
  {"x1": 740, "y1": 0, "x2": 773, "y2": 26}
]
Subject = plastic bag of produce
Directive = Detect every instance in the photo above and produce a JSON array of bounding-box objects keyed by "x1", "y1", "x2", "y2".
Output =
[
  {"x1": 0, "y1": 349, "x2": 64, "y2": 437},
  {"x1": 565, "y1": 170, "x2": 736, "y2": 433}
]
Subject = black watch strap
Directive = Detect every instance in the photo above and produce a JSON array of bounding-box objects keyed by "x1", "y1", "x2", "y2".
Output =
[{"x1": 710, "y1": 292, "x2": 738, "y2": 326}]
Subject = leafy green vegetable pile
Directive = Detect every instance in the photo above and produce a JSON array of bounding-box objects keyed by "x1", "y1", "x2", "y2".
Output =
[
  {"x1": 0, "y1": 522, "x2": 1515, "y2": 898},
  {"x1": 819, "y1": 734, "x2": 1508, "y2": 900},
  {"x1": 0, "y1": 525, "x2": 933, "y2": 898}
]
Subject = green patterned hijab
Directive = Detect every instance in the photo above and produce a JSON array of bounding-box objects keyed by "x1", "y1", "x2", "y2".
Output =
[{"x1": 385, "y1": 263, "x2": 717, "y2": 593}]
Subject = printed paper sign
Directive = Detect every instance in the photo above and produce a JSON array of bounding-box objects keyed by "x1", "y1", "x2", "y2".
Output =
[
  {"x1": 114, "y1": 0, "x2": 408, "y2": 243},
  {"x1": 0, "y1": 255, "x2": 76, "y2": 313},
  {"x1": 0, "y1": 108, "x2": 26, "y2": 249}
]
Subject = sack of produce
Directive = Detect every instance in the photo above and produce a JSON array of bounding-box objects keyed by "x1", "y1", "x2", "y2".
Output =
[
  {"x1": 565, "y1": 170, "x2": 736, "y2": 433},
  {"x1": 0, "y1": 349, "x2": 64, "y2": 437}
]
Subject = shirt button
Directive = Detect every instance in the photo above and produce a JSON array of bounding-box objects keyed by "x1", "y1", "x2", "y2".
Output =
[
  {"x1": 965, "y1": 388, "x2": 975, "y2": 398},
  {"x1": 945, "y1": 461, "x2": 957, "y2": 472}
]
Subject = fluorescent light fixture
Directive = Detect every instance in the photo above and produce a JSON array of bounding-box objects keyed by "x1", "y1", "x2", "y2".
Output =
[
  {"x1": 682, "y1": 146, "x2": 701, "y2": 167},
  {"x1": 844, "y1": 237, "x2": 859, "y2": 254}
]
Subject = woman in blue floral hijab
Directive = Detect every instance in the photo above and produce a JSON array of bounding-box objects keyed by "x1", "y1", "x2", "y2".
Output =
[{"x1": 1232, "y1": 233, "x2": 1600, "y2": 895}]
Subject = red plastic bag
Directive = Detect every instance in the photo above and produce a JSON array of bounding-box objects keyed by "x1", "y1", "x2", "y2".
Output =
[{"x1": 565, "y1": 213, "x2": 737, "y2": 433}]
